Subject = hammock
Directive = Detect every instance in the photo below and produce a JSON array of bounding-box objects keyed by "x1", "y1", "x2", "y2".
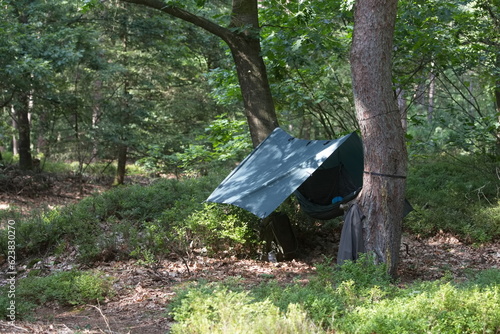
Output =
[{"x1": 294, "y1": 165, "x2": 361, "y2": 220}]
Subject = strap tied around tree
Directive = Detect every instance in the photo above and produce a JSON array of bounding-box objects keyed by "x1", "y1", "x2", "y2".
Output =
[
  {"x1": 364, "y1": 171, "x2": 406, "y2": 179},
  {"x1": 358, "y1": 109, "x2": 401, "y2": 122}
]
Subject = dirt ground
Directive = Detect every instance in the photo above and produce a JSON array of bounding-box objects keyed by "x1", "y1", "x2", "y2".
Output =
[{"x1": 1, "y1": 173, "x2": 499, "y2": 334}]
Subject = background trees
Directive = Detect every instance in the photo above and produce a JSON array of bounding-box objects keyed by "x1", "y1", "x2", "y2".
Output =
[
  {"x1": 119, "y1": 0, "x2": 279, "y2": 146},
  {"x1": 1, "y1": 0, "x2": 226, "y2": 180},
  {"x1": 395, "y1": 0, "x2": 500, "y2": 156}
]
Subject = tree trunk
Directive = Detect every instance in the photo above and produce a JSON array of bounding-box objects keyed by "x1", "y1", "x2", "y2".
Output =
[
  {"x1": 120, "y1": 0, "x2": 279, "y2": 146},
  {"x1": 225, "y1": 0, "x2": 278, "y2": 146},
  {"x1": 35, "y1": 109, "x2": 49, "y2": 158},
  {"x1": 396, "y1": 87, "x2": 408, "y2": 132},
  {"x1": 92, "y1": 79, "x2": 103, "y2": 157},
  {"x1": 17, "y1": 93, "x2": 33, "y2": 171},
  {"x1": 13, "y1": 2, "x2": 33, "y2": 170},
  {"x1": 350, "y1": 0, "x2": 407, "y2": 277},
  {"x1": 11, "y1": 106, "x2": 18, "y2": 156},
  {"x1": 495, "y1": 55, "x2": 500, "y2": 156},
  {"x1": 114, "y1": 144, "x2": 127, "y2": 185},
  {"x1": 428, "y1": 70, "x2": 435, "y2": 123}
]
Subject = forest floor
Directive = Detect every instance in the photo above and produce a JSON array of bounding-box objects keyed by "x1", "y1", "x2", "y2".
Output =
[{"x1": 1, "y1": 174, "x2": 499, "y2": 334}]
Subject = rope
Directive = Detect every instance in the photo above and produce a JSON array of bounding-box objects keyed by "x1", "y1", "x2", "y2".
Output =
[
  {"x1": 364, "y1": 171, "x2": 406, "y2": 179},
  {"x1": 358, "y1": 109, "x2": 401, "y2": 122}
]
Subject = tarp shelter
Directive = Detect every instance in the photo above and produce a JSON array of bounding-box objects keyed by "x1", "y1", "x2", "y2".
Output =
[{"x1": 206, "y1": 127, "x2": 364, "y2": 219}]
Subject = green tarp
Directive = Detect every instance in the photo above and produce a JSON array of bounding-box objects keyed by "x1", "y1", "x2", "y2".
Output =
[{"x1": 206, "y1": 127, "x2": 363, "y2": 218}]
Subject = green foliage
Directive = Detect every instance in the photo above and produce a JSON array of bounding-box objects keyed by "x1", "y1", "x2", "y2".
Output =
[
  {"x1": 170, "y1": 259, "x2": 500, "y2": 334},
  {"x1": 0, "y1": 270, "x2": 113, "y2": 320},
  {"x1": 335, "y1": 280, "x2": 500, "y2": 334},
  {"x1": 0, "y1": 168, "x2": 260, "y2": 263},
  {"x1": 465, "y1": 268, "x2": 500, "y2": 287},
  {"x1": 201, "y1": 114, "x2": 252, "y2": 161},
  {"x1": 181, "y1": 203, "x2": 260, "y2": 256},
  {"x1": 170, "y1": 287, "x2": 324, "y2": 334},
  {"x1": 140, "y1": 115, "x2": 252, "y2": 177},
  {"x1": 405, "y1": 155, "x2": 500, "y2": 242},
  {"x1": 257, "y1": 254, "x2": 393, "y2": 328},
  {"x1": 319, "y1": 253, "x2": 392, "y2": 289},
  {"x1": 396, "y1": 0, "x2": 500, "y2": 157},
  {"x1": 258, "y1": 0, "x2": 357, "y2": 137}
]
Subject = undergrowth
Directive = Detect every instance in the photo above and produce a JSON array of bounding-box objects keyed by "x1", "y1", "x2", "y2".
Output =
[
  {"x1": 0, "y1": 270, "x2": 113, "y2": 320},
  {"x1": 1, "y1": 154, "x2": 499, "y2": 327},
  {"x1": 0, "y1": 168, "x2": 260, "y2": 264},
  {"x1": 405, "y1": 154, "x2": 500, "y2": 242},
  {"x1": 1, "y1": 154, "x2": 497, "y2": 265},
  {"x1": 169, "y1": 255, "x2": 500, "y2": 334}
]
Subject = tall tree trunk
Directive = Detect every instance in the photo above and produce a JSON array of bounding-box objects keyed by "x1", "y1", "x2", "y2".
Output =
[
  {"x1": 226, "y1": 31, "x2": 277, "y2": 145},
  {"x1": 350, "y1": 0, "x2": 407, "y2": 277},
  {"x1": 11, "y1": 106, "x2": 18, "y2": 156},
  {"x1": 92, "y1": 79, "x2": 103, "y2": 157},
  {"x1": 114, "y1": 143, "x2": 127, "y2": 185},
  {"x1": 36, "y1": 110, "x2": 49, "y2": 158},
  {"x1": 13, "y1": 2, "x2": 33, "y2": 170},
  {"x1": 396, "y1": 87, "x2": 408, "y2": 132},
  {"x1": 120, "y1": 0, "x2": 279, "y2": 146},
  {"x1": 17, "y1": 93, "x2": 33, "y2": 171},
  {"x1": 495, "y1": 55, "x2": 500, "y2": 156},
  {"x1": 428, "y1": 71, "x2": 435, "y2": 123}
]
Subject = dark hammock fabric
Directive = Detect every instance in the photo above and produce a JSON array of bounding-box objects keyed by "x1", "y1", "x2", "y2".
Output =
[{"x1": 295, "y1": 165, "x2": 360, "y2": 220}]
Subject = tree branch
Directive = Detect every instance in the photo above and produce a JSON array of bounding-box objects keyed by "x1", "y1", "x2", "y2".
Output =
[
  {"x1": 0, "y1": 91, "x2": 15, "y2": 109},
  {"x1": 119, "y1": 0, "x2": 233, "y2": 43}
]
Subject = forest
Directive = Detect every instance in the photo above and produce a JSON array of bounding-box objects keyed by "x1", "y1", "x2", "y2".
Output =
[{"x1": 0, "y1": 0, "x2": 499, "y2": 333}]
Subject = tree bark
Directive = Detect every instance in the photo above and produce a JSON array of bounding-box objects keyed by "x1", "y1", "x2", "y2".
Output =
[
  {"x1": 11, "y1": 106, "x2": 18, "y2": 156},
  {"x1": 12, "y1": 2, "x2": 33, "y2": 170},
  {"x1": 428, "y1": 70, "x2": 435, "y2": 123},
  {"x1": 16, "y1": 93, "x2": 33, "y2": 171},
  {"x1": 350, "y1": 0, "x2": 407, "y2": 277},
  {"x1": 495, "y1": 55, "x2": 500, "y2": 156},
  {"x1": 224, "y1": 0, "x2": 279, "y2": 146},
  {"x1": 114, "y1": 144, "x2": 128, "y2": 185},
  {"x1": 119, "y1": 0, "x2": 278, "y2": 146},
  {"x1": 396, "y1": 87, "x2": 407, "y2": 132}
]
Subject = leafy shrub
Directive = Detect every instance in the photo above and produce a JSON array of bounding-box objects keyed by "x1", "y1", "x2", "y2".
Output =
[
  {"x1": 406, "y1": 155, "x2": 500, "y2": 242},
  {"x1": 317, "y1": 253, "x2": 392, "y2": 289},
  {"x1": 181, "y1": 203, "x2": 260, "y2": 256},
  {"x1": 170, "y1": 265, "x2": 500, "y2": 334},
  {"x1": 251, "y1": 279, "x2": 344, "y2": 328},
  {"x1": 170, "y1": 255, "x2": 393, "y2": 332},
  {"x1": 465, "y1": 268, "x2": 500, "y2": 287},
  {"x1": 0, "y1": 168, "x2": 261, "y2": 263},
  {"x1": 0, "y1": 270, "x2": 113, "y2": 320},
  {"x1": 0, "y1": 174, "x2": 213, "y2": 261},
  {"x1": 138, "y1": 115, "x2": 251, "y2": 176},
  {"x1": 335, "y1": 279, "x2": 500, "y2": 334},
  {"x1": 170, "y1": 287, "x2": 324, "y2": 334}
]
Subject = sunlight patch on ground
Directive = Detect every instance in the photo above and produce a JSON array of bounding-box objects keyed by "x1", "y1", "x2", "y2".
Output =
[{"x1": 0, "y1": 203, "x2": 9, "y2": 210}]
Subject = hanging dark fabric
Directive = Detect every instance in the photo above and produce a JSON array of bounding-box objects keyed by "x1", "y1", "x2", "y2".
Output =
[{"x1": 337, "y1": 204, "x2": 365, "y2": 265}]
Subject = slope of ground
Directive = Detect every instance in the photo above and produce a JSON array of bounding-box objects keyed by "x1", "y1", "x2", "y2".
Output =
[{"x1": 1, "y1": 172, "x2": 499, "y2": 334}]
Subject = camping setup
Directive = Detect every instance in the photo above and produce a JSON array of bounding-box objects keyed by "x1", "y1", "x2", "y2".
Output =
[{"x1": 206, "y1": 127, "x2": 364, "y2": 220}]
